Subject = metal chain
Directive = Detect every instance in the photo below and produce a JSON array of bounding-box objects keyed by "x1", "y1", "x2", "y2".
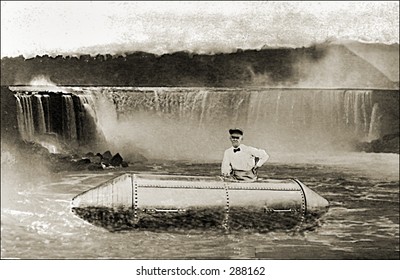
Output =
[
  {"x1": 132, "y1": 174, "x2": 139, "y2": 223},
  {"x1": 292, "y1": 179, "x2": 307, "y2": 232},
  {"x1": 298, "y1": 187, "x2": 306, "y2": 226},
  {"x1": 223, "y1": 183, "x2": 230, "y2": 231},
  {"x1": 138, "y1": 183, "x2": 299, "y2": 191},
  {"x1": 218, "y1": 177, "x2": 230, "y2": 231}
]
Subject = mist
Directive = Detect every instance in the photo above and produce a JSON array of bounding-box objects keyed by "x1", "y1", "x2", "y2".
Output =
[
  {"x1": 93, "y1": 95, "x2": 227, "y2": 162},
  {"x1": 1, "y1": 140, "x2": 53, "y2": 211},
  {"x1": 293, "y1": 45, "x2": 396, "y2": 89},
  {"x1": 90, "y1": 88, "x2": 377, "y2": 163},
  {"x1": 245, "y1": 43, "x2": 398, "y2": 89}
]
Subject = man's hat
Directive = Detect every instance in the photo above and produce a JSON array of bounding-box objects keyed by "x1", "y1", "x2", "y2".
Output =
[{"x1": 229, "y1": 128, "x2": 243, "y2": 135}]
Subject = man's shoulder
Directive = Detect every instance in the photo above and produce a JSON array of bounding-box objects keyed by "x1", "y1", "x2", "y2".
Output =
[
  {"x1": 241, "y1": 144, "x2": 253, "y2": 150},
  {"x1": 242, "y1": 144, "x2": 265, "y2": 152}
]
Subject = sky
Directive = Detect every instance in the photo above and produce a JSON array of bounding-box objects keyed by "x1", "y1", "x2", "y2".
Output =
[{"x1": 1, "y1": 1, "x2": 399, "y2": 58}]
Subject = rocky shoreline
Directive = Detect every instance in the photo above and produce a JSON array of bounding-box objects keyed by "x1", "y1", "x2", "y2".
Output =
[{"x1": 6, "y1": 139, "x2": 147, "y2": 173}]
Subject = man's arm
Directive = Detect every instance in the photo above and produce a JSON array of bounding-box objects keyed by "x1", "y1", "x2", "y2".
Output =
[
  {"x1": 250, "y1": 147, "x2": 269, "y2": 168},
  {"x1": 221, "y1": 150, "x2": 232, "y2": 176}
]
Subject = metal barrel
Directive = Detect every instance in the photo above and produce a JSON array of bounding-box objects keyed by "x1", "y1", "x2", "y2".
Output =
[{"x1": 71, "y1": 173, "x2": 329, "y2": 231}]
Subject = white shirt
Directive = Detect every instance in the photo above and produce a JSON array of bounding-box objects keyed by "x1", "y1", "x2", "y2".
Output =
[{"x1": 221, "y1": 144, "x2": 269, "y2": 176}]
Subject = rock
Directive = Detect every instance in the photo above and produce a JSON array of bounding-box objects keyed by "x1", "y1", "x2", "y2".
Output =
[
  {"x1": 110, "y1": 153, "x2": 123, "y2": 166},
  {"x1": 85, "y1": 152, "x2": 95, "y2": 157},
  {"x1": 102, "y1": 151, "x2": 112, "y2": 160},
  {"x1": 30, "y1": 142, "x2": 50, "y2": 156},
  {"x1": 382, "y1": 133, "x2": 399, "y2": 142},
  {"x1": 57, "y1": 154, "x2": 73, "y2": 161},
  {"x1": 76, "y1": 158, "x2": 91, "y2": 165},
  {"x1": 356, "y1": 133, "x2": 399, "y2": 153},
  {"x1": 88, "y1": 163, "x2": 103, "y2": 170},
  {"x1": 381, "y1": 136, "x2": 399, "y2": 153},
  {"x1": 86, "y1": 153, "x2": 102, "y2": 164}
]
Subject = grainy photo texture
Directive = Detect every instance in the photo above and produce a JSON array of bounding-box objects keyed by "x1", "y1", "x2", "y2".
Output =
[{"x1": 1, "y1": 1, "x2": 399, "y2": 260}]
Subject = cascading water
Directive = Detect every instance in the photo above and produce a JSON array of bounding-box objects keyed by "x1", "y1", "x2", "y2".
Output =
[
  {"x1": 246, "y1": 89, "x2": 376, "y2": 142},
  {"x1": 10, "y1": 87, "x2": 397, "y2": 160},
  {"x1": 15, "y1": 94, "x2": 35, "y2": 141},
  {"x1": 79, "y1": 87, "x2": 396, "y2": 161},
  {"x1": 368, "y1": 103, "x2": 382, "y2": 141},
  {"x1": 62, "y1": 95, "x2": 77, "y2": 142},
  {"x1": 106, "y1": 88, "x2": 376, "y2": 137},
  {"x1": 12, "y1": 90, "x2": 105, "y2": 152},
  {"x1": 15, "y1": 95, "x2": 28, "y2": 141},
  {"x1": 74, "y1": 94, "x2": 104, "y2": 146},
  {"x1": 41, "y1": 94, "x2": 51, "y2": 132},
  {"x1": 33, "y1": 95, "x2": 47, "y2": 135}
]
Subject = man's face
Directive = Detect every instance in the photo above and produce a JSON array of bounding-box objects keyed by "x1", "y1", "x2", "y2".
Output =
[{"x1": 230, "y1": 133, "x2": 242, "y2": 148}]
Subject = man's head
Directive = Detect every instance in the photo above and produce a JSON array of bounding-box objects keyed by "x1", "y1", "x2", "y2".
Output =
[{"x1": 229, "y1": 128, "x2": 243, "y2": 148}]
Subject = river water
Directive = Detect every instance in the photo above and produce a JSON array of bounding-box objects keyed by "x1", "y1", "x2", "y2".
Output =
[
  {"x1": 2, "y1": 86, "x2": 399, "y2": 259},
  {"x1": 1, "y1": 149, "x2": 398, "y2": 259}
]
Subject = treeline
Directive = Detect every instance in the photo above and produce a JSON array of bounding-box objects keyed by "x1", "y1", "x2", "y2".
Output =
[{"x1": 1, "y1": 46, "x2": 326, "y2": 87}]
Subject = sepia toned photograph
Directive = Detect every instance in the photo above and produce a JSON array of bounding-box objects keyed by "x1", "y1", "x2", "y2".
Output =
[{"x1": 1, "y1": 0, "x2": 398, "y2": 267}]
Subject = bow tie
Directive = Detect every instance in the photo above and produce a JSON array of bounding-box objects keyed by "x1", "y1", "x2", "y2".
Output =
[{"x1": 233, "y1": 148, "x2": 241, "y2": 153}]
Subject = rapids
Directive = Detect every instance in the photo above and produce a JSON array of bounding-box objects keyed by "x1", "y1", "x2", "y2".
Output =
[{"x1": 1, "y1": 148, "x2": 398, "y2": 259}]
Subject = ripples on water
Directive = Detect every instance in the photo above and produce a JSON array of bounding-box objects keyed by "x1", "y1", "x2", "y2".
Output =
[{"x1": 1, "y1": 153, "x2": 399, "y2": 259}]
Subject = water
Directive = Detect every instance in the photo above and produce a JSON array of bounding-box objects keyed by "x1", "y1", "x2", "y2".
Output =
[
  {"x1": 1, "y1": 151, "x2": 398, "y2": 259},
  {"x1": 2, "y1": 86, "x2": 398, "y2": 259},
  {"x1": 10, "y1": 86, "x2": 399, "y2": 161}
]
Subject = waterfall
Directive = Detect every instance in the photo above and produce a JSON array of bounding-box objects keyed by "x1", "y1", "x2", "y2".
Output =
[
  {"x1": 368, "y1": 103, "x2": 382, "y2": 141},
  {"x1": 42, "y1": 94, "x2": 51, "y2": 132},
  {"x1": 23, "y1": 95, "x2": 35, "y2": 138},
  {"x1": 13, "y1": 91, "x2": 103, "y2": 149},
  {"x1": 14, "y1": 93, "x2": 48, "y2": 141},
  {"x1": 93, "y1": 87, "x2": 389, "y2": 157},
  {"x1": 16, "y1": 95, "x2": 35, "y2": 140},
  {"x1": 243, "y1": 89, "x2": 375, "y2": 142},
  {"x1": 15, "y1": 95, "x2": 28, "y2": 141},
  {"x1": 11, "y1": 87, "x2": 397, "y2": 159},
  {"x1": 75, "y1": 94, "x2": 103, "y2": 146},
  {"x1": 15, "y1": 94, "x2": 48, "y2": 141},
  {"x1": 62, "y1": 95, "x2": 77, "y2": 141},
  {"x1": 33, "y1": 95, "x2": 47, "y2": 134}
]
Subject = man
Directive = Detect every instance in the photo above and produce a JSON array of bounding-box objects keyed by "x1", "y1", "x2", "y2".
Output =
[{"x1": 221, "y1": 128, "x2": 269, "y2": 181}]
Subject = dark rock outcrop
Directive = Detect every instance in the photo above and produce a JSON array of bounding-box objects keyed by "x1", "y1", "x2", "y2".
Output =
[
  {"x1": 102, "y1": 150, "x2": 112, "y2": 160},
  {"x1": 110, "y1": 153, "x2": 123, "y2": 167},
  {"x1": 356, "y1": 133, "x2": 399, "y2": 153},
  {"x1": 1, "y1": 86, "x2": 19, "y2": 141}
]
